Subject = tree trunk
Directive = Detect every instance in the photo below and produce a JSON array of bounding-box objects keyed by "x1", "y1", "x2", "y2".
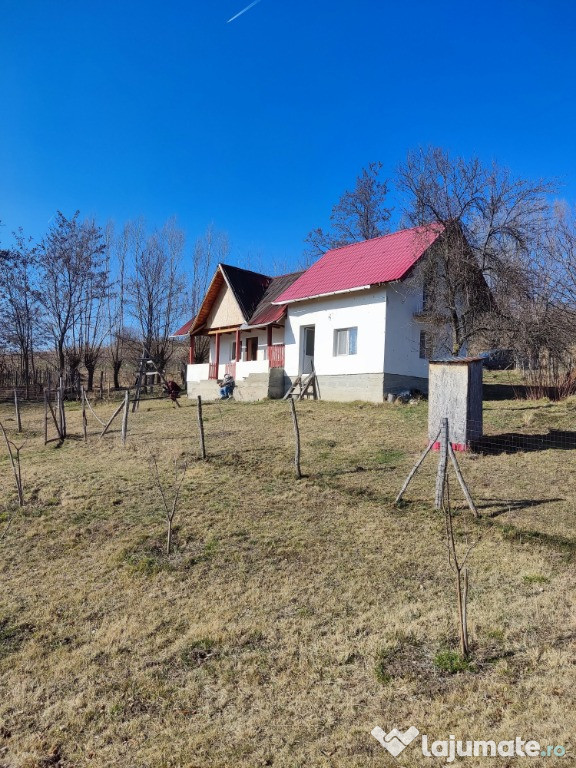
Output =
[
  {"x1": 86, "y1": 365, "x2": 95, "y2": 392},
  {"x1": 113, "y1": 360, "x2": 122, "y2": 390}
]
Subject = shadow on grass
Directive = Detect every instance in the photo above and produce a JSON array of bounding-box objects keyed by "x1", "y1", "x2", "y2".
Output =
[
  {"x1": 312, "y1": 465, "x2": 397, "y2": 479},
  {"x1": 474, "y1": 430, "x2": 576, "y2": 454},
  {"x1": 480, "y1": 518, "x2": 576, "y2": 559},
  {"x1": 475, "y1": 497, "x2": 565, "y2": 517}
]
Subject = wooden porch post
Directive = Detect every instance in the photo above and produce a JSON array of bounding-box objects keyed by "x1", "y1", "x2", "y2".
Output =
[
  {"x1": 189, "y1": 335, "x2": 194, "y2": 365},
  {"x1": 215, "y1": 333, "x2": 221, "y2": 373},
  {"x1": 235, "y1": 328, "x2": 241, "y2": 362},
  {"x1": 266, "y1": 325, "x2": 273, "y2": 366}
]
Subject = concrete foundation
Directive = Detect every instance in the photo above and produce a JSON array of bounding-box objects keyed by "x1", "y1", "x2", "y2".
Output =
[
  {"x1": 188, "y1": 370, "x2": 429, "y2": 404},
  {"x1": 187, "y1": 369, "x2": 287, "y2": 402},
  {"x1": 383, "y1": 373, "x2": 429, "y2": 397}
]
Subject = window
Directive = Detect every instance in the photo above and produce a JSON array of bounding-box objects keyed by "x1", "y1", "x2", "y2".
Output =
[
  {"x1": 423, "y1": 282, "x2": 435, "y2": 312},
  {"x1": 230, "y1": 341, "x2": 237, "y2": 361},
  {"x1": 419, "y1": 331, "x2": 433, "y2": 359},
  {"x1": 334, "y1": 327, "x2": 357, "y2": 356}
]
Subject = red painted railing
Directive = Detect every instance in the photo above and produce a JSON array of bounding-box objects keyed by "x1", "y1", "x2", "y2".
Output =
[
  {"x1": 268, "y1": 344, "x2": 285, "y2": 368},
  {"x1": 208, "y1": 362, "x2": 218, "y2": 379},
  {"x1": 225, "y1": 362, "x2": 236, "y2": 378}
]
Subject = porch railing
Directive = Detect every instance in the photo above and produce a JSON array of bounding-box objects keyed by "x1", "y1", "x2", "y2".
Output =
[
  {"x1": 225, "y1": 362, "x2": 236, "y2": 378},
  {"x1": 268, "y1": 344, "x2": 285, "y2": 368},
  {"x1": 208, "y1": 362, "x2": 219, "y2": 380}
]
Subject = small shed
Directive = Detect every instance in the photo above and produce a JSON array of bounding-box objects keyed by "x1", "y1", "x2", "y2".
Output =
[{"x1": 428, "y1": 357, "x2": 483, "y2": 450}]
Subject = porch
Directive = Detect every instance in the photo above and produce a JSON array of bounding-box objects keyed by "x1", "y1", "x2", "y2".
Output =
[{"x1": 186, "y1": 328, "x2": 287, "y2": 400}]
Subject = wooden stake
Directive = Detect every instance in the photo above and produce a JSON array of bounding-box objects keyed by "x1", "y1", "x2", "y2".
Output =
[
  {"x1": 99, "y1": 400, "x2": 126, "y2": 438},
  {"x1": 448, "y1": 442, "x2": 479, "y2": 518},
  {"x1": 197, "y1": 395, "x2": 206, "y2": 459},
  {"x1": 395, "y1": 427, "x2": 441, "y2": 504},
  {"x1": 44, "y1": 390, "x2": 48, "y2": 445},
  {"x1": 81, "y1": 387, "x2": 88, "y2": 443},
  {"x1": 14, "y1": 389, "x2": 22, "y2": 433},
  {"x1": 58, "y1": 377, "x2": 67, "y2": 439},
  {"x1": 434, "y1": 418, "x2": 449, "y2": 509},
  {"x1": 47, "y1": 398, "x2": 63, "y2": 440},
  {"x1": 121, "y1": 390, "x2": 129, "y2": 445},
  {"x1": 289, "y1": 397, "x2": 302, "y2": 479},
  {"x1": 0, "y1": 422, "x2": 24, "y2": 507}
]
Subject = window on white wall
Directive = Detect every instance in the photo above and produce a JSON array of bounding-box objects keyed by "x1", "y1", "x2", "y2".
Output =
[
  {"x1": 334, "y1": 327, "x2": 357, "y2": 356},
  {"x1": 419, "y1": 331, "x2": 433, "y2": 359}
]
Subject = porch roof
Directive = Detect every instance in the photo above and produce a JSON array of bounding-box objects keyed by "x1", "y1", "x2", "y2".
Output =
[{"x1": 173, "y1": 266, "x2": 304, "y2": 337}]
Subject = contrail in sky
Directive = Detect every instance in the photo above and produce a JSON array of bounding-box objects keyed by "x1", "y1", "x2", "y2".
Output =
[{"x1": 227, "y1": 0, "x2": 263, "y2": 23}]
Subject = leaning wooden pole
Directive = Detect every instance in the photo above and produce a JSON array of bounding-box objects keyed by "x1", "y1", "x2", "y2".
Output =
[
  {"x1": 434, "y1": 418, "x2": 449, "y2": 510},
  {"x1": 121, "y1": 390, "x2": 130, "y2": 446},
  {"x1": 289, "y1": 397, "x2": 302, "y2": 479},
  {"x1": 14, "y1": 389, "x2": 22, "y2": 433},
  {"x1": 448, "y1": 442, "x2": 479, "y2": 518},
  {"x1": 395, "y1": 427, "x2": 442, "y2": 505},
  {"x1": 99, "y1": 400, "x2": 126, "y2": 439},
  {"x1": 197, "y1": 395, "x2": 206, "y2": 459},
  {"x1": 0, "y1": 422, "x2": 24, "y2": 507}
]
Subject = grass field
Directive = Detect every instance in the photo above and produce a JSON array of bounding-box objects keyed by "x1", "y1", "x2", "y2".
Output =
[{"x1": 0, "y1": 386, "x2": 574, "y2": 767}]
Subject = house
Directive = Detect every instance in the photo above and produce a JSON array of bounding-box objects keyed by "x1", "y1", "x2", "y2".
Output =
[
  {"x1": 175, "y1": 223, "x2": 449, "y2": 402},
  {"x1": 172, "y1": 264, "x2": 304, "y2": 401}
]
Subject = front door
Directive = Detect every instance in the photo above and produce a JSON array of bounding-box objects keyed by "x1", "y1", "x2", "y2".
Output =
[{"x1": 300, "y1": 326, "x2": 315, "y2": 374}]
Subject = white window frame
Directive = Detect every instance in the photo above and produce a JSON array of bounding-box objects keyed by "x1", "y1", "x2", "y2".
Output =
[{"x1": 333, "y1": 327, "x2": 358, "y2": 356}]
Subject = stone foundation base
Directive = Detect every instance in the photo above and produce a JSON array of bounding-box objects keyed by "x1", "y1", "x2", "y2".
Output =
[{"x1": 287, "y1": 372, "x2": 429, "y2": 403}]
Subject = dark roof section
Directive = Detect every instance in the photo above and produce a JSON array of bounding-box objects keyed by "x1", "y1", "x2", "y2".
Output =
[
  {"x1": 248, "y1": 271, "x2": 305, "y2": 326},
  {"x1": 171, "y1": 265, "x2": 302, "y2": 336},
  {"x1": 220, "y1": 264, "x2": 273, "y2": 321}
]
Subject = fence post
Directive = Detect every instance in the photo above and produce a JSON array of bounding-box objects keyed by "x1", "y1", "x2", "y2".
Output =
[
  {"x1": 289, "y1": 398, "x2": 302, "y2": 479},
  {"x1": 121, "y1": 390, "x2": 130, "y2": 446},
  {"x1": 434, "y1": 418, "x2": 449, "y2": 509},
  {"x1": 14, "y1": 389, "x2": 22, "y2": 433},
  {"x1": 197, "y1": 395, "x2": 206, "y2": 459},
  {"x1": 81, "y1": 387, "x2": 88, "y2": 443},
  {"x1": 44, "y1": 389, "x2": 49, "y2": 445}
]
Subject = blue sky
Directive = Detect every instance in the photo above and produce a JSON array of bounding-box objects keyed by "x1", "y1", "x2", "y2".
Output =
[{"x1": 1, "y1": 0, "x2": 575, "y2": 271}]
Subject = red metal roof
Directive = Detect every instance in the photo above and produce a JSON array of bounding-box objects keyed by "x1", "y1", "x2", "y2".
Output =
[
  {"x1": 248, "y1": 271, "x2": 304, "y2": 326},
  {"x1": 172, "y1": 317, "x2": 195, "y2": 337},
  {"x1": 274, "y1": 223, "x2": 444, "y2": 304}
]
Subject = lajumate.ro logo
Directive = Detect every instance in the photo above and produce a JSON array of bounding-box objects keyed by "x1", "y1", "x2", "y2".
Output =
[{"x1": 371, "y1": 725, "x2": 567, "y2": 761}]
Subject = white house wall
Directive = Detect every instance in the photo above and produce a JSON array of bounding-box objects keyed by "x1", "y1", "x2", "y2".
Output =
[
  {"x1": 284, "y1": 288, "x2": 387, "y2": 377},
  {"x1": 383, "y1": 282, "x2": 429, "y2": 379}
]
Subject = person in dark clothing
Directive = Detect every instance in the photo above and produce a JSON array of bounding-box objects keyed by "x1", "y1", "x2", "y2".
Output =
[{"x1": 165, "y1": 380, "x2": 182, "y2": 407}]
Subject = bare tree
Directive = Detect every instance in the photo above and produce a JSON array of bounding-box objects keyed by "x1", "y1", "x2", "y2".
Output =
[
  {"x1": 38, "y1": 212, "x2": 107, "y2": 378},
  {"x1": 105, "y1": 222, "x2": 129, "y2": 389},
  {"x1": 149, "y1": 453, "x2": 187, "y2": 555},
  {"x1": 0, "y1": 232, "x2": 42, "y2": 396},
  {"x1": 189, "y1": 224, "x2": 229, "y2": 364},
  {"x1": 126, "y1": 218, "x2": 188, "y2": 373},
  {"x1": 304, "y1": 161, "x2": 392, "y2": 263},
  {"x1": 397, "y1": 147, "x2": 555, "y2": 355}
]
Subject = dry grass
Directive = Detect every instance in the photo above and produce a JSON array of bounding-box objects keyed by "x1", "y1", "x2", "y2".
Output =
[{"x1": 0, "y1": 390, "x2": 574, "y2": 767}]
